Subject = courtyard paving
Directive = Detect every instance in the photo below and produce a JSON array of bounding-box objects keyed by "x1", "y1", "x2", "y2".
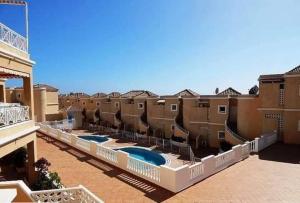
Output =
[{"x1": 37, "y1": 133, "x2": 300, "y2": 202}]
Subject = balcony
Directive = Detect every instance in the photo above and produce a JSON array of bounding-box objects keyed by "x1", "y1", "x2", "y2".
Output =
[
  {"x1": 0, "y1": 22, "x2": 29, "y2": 59},
  {"x1": 0, "y1": 103, "x2": 30, "y2": 127},
  {"x1": 0, "y1": 180, "x2": 103, "y2": 202}
]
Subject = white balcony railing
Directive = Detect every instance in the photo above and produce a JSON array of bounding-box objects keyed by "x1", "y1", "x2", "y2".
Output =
[
  {"x1": 0, "y1": 104, "x2": 30, "y2": 127},
  {"x1": 31, "y1": 185, "x2": 103, "y2": 203},
  {"x1": 0, "y1": 23, "x2": 28, "y2": 53}
]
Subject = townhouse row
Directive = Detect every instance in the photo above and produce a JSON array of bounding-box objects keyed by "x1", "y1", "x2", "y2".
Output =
[{"x1": 59, "y1": 67, "x2": 300, "y2": 148}]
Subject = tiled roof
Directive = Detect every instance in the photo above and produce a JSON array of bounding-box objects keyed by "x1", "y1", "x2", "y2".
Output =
[
  {"x1": 286, "y1": 65, "x2": 300, "y2": 74},
  {"x1": 14, "y1": 84, "x2": 59, "y2": 92},
  {"x1": 218, "y1": 87, "x2": 241, "y2": 96},
  {"x1": 67, "y1": 92, "x2": 90, "y2": 98},
  {"x1": 174, "y1": 89, "x2": 200, "y2": 97},
  {"x1": 258, "y1": 74, "x2": 284, "y2": 82},
  {"x1": 121, "y1": 90, "x2": 158, "y2": 98},
  {"x1": 107, "y1": 92, "x2": 121, "y2": 98},
  {"x1": 33, "y1": 84, "x2": 59, "y2": 92},
  {"x1": 91, "y1": 92, "x2": 107, "y2": 98}
]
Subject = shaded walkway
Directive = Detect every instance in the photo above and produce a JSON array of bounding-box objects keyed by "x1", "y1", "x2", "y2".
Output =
[{"x1": 37, "y1": 134, "x2": 300, "y2": 202}]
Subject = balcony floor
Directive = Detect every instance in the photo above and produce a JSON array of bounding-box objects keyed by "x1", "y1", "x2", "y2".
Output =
[{"x1": 37, "y1": 133, "x2": 300, "y2": 202}]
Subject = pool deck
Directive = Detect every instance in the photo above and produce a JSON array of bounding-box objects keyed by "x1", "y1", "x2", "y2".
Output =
[
  {"x1": 71, "y1": 129, "x2": 196, "y2": 168},
  {"x1": 37, "y1": 133, "x2": 300, "y2": 202}
]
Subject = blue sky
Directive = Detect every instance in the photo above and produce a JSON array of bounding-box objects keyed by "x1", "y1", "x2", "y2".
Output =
[{"x1": 0, "y1": 0, "x2": 300, "y2": 95}]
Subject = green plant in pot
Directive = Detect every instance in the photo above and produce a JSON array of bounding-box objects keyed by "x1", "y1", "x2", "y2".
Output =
[{"x1": 32, "y1": 158, "x2": 63, "y2": 190}]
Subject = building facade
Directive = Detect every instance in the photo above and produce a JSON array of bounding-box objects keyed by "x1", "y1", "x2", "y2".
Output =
[
  {"x1": 0, "y1": 20, "x2": 37, "y2": 184},
  {"x1": 59, "y1": 67, "x2": 300, "y2": 147},
  {"x1": 6, "y1": 84, "x2": 61, "y2": 122}
]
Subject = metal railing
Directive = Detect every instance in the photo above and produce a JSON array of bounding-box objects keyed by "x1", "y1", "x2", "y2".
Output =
[
  {"x1": 0, "y1": 23, "x2": 28, "y2": 52},
  {"x1": 0, "y1": 105, "x2": 30, "y2": 127}
]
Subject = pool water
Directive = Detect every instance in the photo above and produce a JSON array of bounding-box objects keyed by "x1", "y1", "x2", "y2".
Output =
[
  {"x1": 78, "y1": 135, "x2": 109, "y2": 143},
  {"x1": 118, "y1": 147, "x2": 166, "y2": 166}
]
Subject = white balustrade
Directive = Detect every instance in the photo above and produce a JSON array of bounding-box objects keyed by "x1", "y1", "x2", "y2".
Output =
[
  {"x1": 127, "y1": 157, "x2": 160, "y2": 182},
  {"x1": 76, "y1": 138, "x2": 91, "y2": 151},
  {"x1": 0, "y1": 23, "x2": 28, "y2": 52},
  {"x1": 48, "y1": 127, "x2": 58, "y2": 138},
  {"x1": 30, "y1": 185, "x2": 103, "y2": 203},
  {"x1": 250, "y1": 140, "x2": 257, "y2": 152},
  {"x1": 189, "y1": 162, "x2": 204, "y2": 180},
  {"x1": 60, "y1": 132, "x2": 72, "y2": 143},
  {"x1": 96, "y1": 145, "x2": 117, "y2": 163},
  {"x1": 215, "y1": 150, "x2": 235, "y2": 169},
  {"x1": 0, "y1": 105, "x2": 30, "y2": 127}
]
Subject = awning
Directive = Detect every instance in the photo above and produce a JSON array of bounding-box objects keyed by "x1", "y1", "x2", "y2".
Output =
[{"x1": 0, "y1": 66, "x2": 29, "y2": 78}]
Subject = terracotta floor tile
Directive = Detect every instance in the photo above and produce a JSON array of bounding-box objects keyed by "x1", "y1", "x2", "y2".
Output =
[{"x1": 37, "y1": 133, "x2": 300, "y2": 203}]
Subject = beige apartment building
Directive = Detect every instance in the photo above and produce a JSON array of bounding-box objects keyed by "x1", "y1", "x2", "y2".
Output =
[
  {"x1": 258, "y1": 67, "x2": 300, "y2": 144},
  {"x1": 97, "y1": 92, "x2": 122, "y2": 128},
  {"x1": 120, "y1": 90, "x2": 157, "y2": 133},
  {"x1": 6, "y1": 84, "x2": 60, "y2": 122},
  {"x1": 182, "y1": 88, "x2": 242, "y2": 148},
  {"x1": 146, "y1": 89, "x2": 198, "y2": 141},
  {"x1": 59, "y1": 92, "x2": 90, "y2": 109},
  {"x1": 0, "y1": 20, "x2": 37, "y2": 185},
  {"x1": 59, "y1": 68, "x2": 300, "y2": 147}
]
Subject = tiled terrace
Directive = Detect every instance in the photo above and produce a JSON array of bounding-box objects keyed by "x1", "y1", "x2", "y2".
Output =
[{"x1": 37, "y1": 133, "x2": 300, "y2": 202}]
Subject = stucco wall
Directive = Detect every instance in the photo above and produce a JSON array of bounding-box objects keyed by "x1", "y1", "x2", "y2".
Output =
[{"x1": 236, "y1": 97, "x2": 262, "y2": 140}]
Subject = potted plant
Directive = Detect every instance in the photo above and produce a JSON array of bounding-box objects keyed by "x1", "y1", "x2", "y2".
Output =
[{"x1": 32, "y1": 157, "x2": 63, "y2": 190}]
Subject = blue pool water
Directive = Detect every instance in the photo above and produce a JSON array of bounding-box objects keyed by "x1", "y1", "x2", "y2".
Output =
[
  {"x1": 118, "y1": 147, "x2": 166, "y2": 166},
  {"x1": 78, "y1": 135, "x2": 109, "y2": 143}
]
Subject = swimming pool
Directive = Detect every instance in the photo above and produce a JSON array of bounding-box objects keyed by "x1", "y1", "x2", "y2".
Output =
[
  {"x1": 78, "y1": 135, "x2": 109, "y2": 143},
  {"x1": 118, "y1": 147, "x2": 166, "y2": 166}
]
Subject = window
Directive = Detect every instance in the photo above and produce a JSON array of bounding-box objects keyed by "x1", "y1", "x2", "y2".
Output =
[
  {"x1": 218, "y1": 105, "x2": 227, "y2": 114},
  {"x1": 96, "y1": 102, "x2": 100, "y2": 106},
  {"x1": 17, "y1": 93, "x2": 21, "y2": 99},
  {"x1": 171, "y1": 124, "x2": 175, "y2": 131},
  {"x1": 138, "y1": 103, "x2": 144, "y2": 109},
  {"x1": 218, "y1": 131, "x2": 225, "y2": 139},
  {"x1": 279, "y1": 83, "x2": 285, "y2": 89},
  {"x1": 171, "y1": 104, "x2": 177, "y2": 111},
  {"x1": 298, "y1": 120, "x2": 300, "y2": 132},
  {"x1": 82, "y1": 102, "x2": 86, "y2": 105},
  {"x1": 115, "y1": 102, "x2": 120, "y2": 108}
]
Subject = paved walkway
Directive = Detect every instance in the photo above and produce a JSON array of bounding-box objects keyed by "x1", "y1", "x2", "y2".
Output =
[{"x1": 37, "y1": 133, "x2": 300, "y2": 202}]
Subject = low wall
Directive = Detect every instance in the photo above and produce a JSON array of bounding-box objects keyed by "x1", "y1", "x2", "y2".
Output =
[
  {"x1": 37, "y1": 123, "x2": 251, "y2": 193},
  {"x1": 0, "y1": 180, "x2": 103, "y2": 203},
  {"x1": 249, "y1": 132, "x2": 277, "y2": 152}
]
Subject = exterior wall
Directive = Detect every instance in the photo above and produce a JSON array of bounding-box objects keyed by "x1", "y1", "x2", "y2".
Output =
[
  {"x1": 121, "y1": 98, "x2": 146, "y2": 132},
  {"x1": 0, "y1": 41, "x2": 29, "y2": 60},
  {"x1": 182, "y1": 98, "x2": 209, "y2": 140},
  {"x1": 147, "y1": 98, "x2": 179, "y2": 138},
  {"x1": 284, "y1": 76, "x2": 300, "y2": 109},
  {"x1": 259, "y1": 81, "x2": 281, "y2": 108},
  {"x1": 46, "y1": 91, "x2": 59, "y2": 114},
  {"x1": 0, "y1": 184, "x2": 33, "y2": 202},
  {"x1": 260, "y1": 110, "x2": 280, "y2": 134},
  {"x1": 283, "y1": 111, "x2": 300, "y2": 144},
  {"x1": 236, "y1": 97, "x2": 262, "y2": 140},
  {"x1": 258, "y1": 75, "x2": 300, "y2": 144},
  {"x1": 182, "y1": 97, "x2": 229, "y2": 148},
  {"x1": 6, "y1": 88, "x2": 60, "y2": 122},
  {"x1": 100, "y1": 98, "x2": 121, "y2": 126}
]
